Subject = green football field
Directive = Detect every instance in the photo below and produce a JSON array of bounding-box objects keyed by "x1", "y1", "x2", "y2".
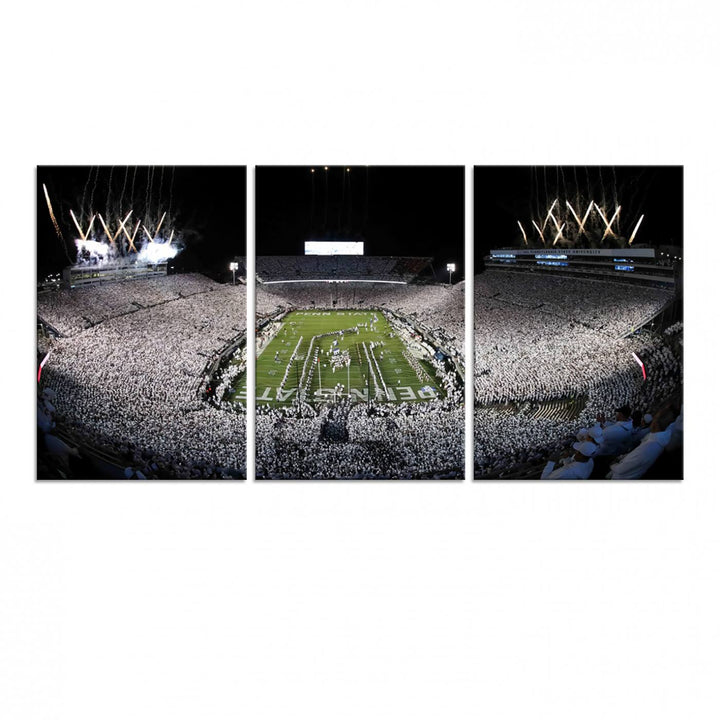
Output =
[{"x1": 248, "y1": 309, "x2": 443, "y2": 408}]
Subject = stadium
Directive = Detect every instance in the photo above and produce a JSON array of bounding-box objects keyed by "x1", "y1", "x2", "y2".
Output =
[
  {"x1": 474, "y1": 166, "x2": 684, "y2": 480},
  {"x1": 253, "y1": 166, "x2": 465, "y2": 479},
  {"x1": 37, "y1": 167, "x2": 248, "y2": 479}
]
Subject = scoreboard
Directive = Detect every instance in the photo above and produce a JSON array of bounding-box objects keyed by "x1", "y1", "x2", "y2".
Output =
[{"x1": 304, "y1": 241, "x2": 364, "y2": 256}]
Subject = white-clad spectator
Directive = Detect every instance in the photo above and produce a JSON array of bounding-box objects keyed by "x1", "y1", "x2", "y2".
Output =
[
  {"x1": 607, "y1": 410, "x2": 676, "y2": 479},
  {"x1": 595, "y1": 405, "x2": 634, "y2": 456},
  {"x1": 587, "y1": 425, "x2": 603, "y2": 446},
  {"x1": 633, "y1": 413, "x2": 653, "y2": 445},
  {"x1": 541, "y1": 441, "x2": 597, "y2": 479}
]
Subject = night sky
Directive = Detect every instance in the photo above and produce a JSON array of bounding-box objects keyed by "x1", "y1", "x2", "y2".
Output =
[
  {"x1": 474, "y1": 166, "x2": 683, "y2": 267},
  {"x1": 37, "y1": 166, "x2": 247, "y2": 280},
  {"x1": 256, "y1": 166, "x2": 465, "y2": 282}
]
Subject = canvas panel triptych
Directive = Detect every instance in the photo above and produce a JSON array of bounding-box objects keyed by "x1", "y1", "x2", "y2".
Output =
[{"x1": 36, "y1": 166, "x2": 682, "y2": 480}]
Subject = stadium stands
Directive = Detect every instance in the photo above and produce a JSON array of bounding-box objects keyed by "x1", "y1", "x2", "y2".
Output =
[
  {"x1": 474, "y1": 270, "x2": 682, "y2": 478},
  {"x1": 37, "y1": 274, "x2": 247, "y2": 479},
  {"x1": 255, "y1": 255, "x2": 432, "y2": 283}
]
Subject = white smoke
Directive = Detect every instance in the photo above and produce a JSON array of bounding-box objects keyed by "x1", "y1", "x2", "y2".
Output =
[
  {"x1": 137, "y1": 239, "x2": 179, "y2": 264},
  {"x1": 73, "y1": 233, "x2": 182, "y2": 267},
  {"x1": 74, "y1": 238, "x2": 111, "y2": 263}
]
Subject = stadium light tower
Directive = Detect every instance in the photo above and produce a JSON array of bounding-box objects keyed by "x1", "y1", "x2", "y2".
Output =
[
  {"x1": 446, "y1": 262, "x2": 456, "y2": 286},
  {"x1": 229, "y1": 261, "x2": 239, "y2": 285}
]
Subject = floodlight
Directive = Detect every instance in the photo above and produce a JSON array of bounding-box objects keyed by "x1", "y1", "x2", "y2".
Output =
[{"x1": 446, "y1": 263, "x2": 456, "y2": 285}]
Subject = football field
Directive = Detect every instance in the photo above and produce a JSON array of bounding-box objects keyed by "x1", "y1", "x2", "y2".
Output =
[{"x1": 251, "y1": 309, "x2": 443, "y2": 407}]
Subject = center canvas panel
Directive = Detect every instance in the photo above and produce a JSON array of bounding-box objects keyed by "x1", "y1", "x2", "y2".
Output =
[{"x1": 254, "y1": 166, "x2": 465, "y2": 480}]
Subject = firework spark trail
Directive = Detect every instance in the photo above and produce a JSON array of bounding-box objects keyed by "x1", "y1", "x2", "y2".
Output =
[
  {"x1": 612, "y1": 166, "x2": 618, "y2": 208},
  {"x1": 145, "y1": 167, "x2": 151, "y2": 222},
  {"x1": 347, "y1": 168, "x2": 352, "y2": 229},
  {"x1": 517, "y1": 220, "x2": 528, "y2": 245},
  {"x1": 168, "y1": 167, "x2": 175, "y2": 217},
  {"x1": 555, "y1": 165, "x2": 560, "y2": 205},
  {"x1": 339, "y1": 166, "x2": 345, "y2": 229},
  {"x1": 542, "y1": 166, "x2": 548, "y2": 215},
  {"x1": 566, "y1": 200, "x2": 593, "y2": 241},
  {"x1": 154, "y1": 211, "x2": 166, "y2": 237},
  {"x1": 324, "y1": 166, "x2": 329, "y2": 228},
  {"x1": 310, "y1": 168, "x2": 315, "y2": 228},
  {"x1": 116, "y1": 211, "x2": 133, "y2": 253},
  {"x1": 122, "y1": 219, "x2": 141, "y2": 252},
  {"x1": 158, "y1": 167, "x2": 164, "y2": 211},
  {"x1": 566, "y1": 201, "x2": 582, "y2": 231},
  {"x1": 119, "y1": 166, "x2": 129, "y2": 212},
  {"x1": 106, "y1": 166, "x2": 114, "y2": 220},
  {"x1": 598, "y1": 166, "x2": 606, "y2": 212},
  {"x1": 628, "y1": 215, "x2": 644, "y2": 245},
  {"x1": 559, "y1": 166, "x2": 567, "y2": 208},
  {"x1": 365, "y1": 166, "x2": 369, "y2": 228},
  {"x1": 542, "y1": 198, "x2": 558, "y2": 232},
  {"x1": 43, "y1": 184, "x2": 73, "y2": 263},
  {"x1": 593, "y1": 202, "x2": 617, "y2": 240},
  {"x1": 572, "y1": 166, "x2": 580, "y2": 210},
  {"x1": 98, "y1": 214, "x2": 112, "y2": 242},
  {"x1": 147, "y1": 166, "x2": 155, "y2": 223},
  {"x1": 130, "y1": 166, "x2": 138, "y2": 207},
  {"x1": 584, "y1": 167, "x2": 592, "y2": 211},
  {"x1": 70, "y1": 209, "x2": 84, "y2": 239},
  {"x1": 550, "y1": 210, "x2": 563, "y2": 234},
  {"x1": 90, "y1": 167, "x2": 101, "y2": 220},
  {"x1": 81, "y1": 168, "x2": 91, "y2": 217},
  {"x1": 70, "y1": 210, "x2": 96, "y2": 240},
  {"x1": 532, "y1": 220, "x2": 545, "y2": 245},
  {"x1": 43, "y1": 184, "x2": 63, "y2": 239},
  {"x1": 604, "y1": 205, "x2": 621, "y2": 240}
]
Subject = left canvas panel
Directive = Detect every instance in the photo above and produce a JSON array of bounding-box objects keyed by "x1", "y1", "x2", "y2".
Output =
[{"x1": 37, "y1": 166, "x2": 248, "y2": 480}]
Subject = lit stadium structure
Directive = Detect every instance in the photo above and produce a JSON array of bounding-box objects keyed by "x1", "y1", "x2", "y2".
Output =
[{"x1": 484, "y1": 246, "x2": 679, "y2": 288}]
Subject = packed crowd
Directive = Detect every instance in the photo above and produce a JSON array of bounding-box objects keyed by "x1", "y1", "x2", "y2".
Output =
[
  {"x1": 37, "y1": 275, "x2": 247, "y2": 478},
  {"x1": 473, "y1": 271, "x2": 682, "y2": 478},
  {"x1": 256, "y1": 398, "x2": 463, "y2": 479},
  {"x1": 37, "y1": 274, "x2": 221, "y2": 336},
  {"x1": 255, "y1": 255, "x2": 431, "y2": 282}
]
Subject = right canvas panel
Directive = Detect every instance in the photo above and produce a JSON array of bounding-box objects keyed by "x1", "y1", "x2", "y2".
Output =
[{"x1": 474, "y1": 166, "x2": 683, "y2": 480}]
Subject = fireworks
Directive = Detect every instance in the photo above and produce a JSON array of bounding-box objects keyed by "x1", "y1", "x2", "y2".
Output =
[
  {"x1": 44, "y1": 167, "x2": 183, "y2": 268},
  {"x1": 628, "y1": 215, "x2": 644, "y2": 245},
  {"x1": 42, "y1": 184, "x2": 63, "y2": 240},
  {"x1": 517, "y1": 221, "x2": 528, "y2": 245},
  {"x1": 520, "y1": 198, "x2": 638, "y2": 248},
  {"x1": 531, "y1": 220, "x2": 545, "y2": 245}
]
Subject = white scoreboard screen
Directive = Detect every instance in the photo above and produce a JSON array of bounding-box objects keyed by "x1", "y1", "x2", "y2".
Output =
[{"x1": 304, "y1": 241, "x2": 364, "y2": 256}]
